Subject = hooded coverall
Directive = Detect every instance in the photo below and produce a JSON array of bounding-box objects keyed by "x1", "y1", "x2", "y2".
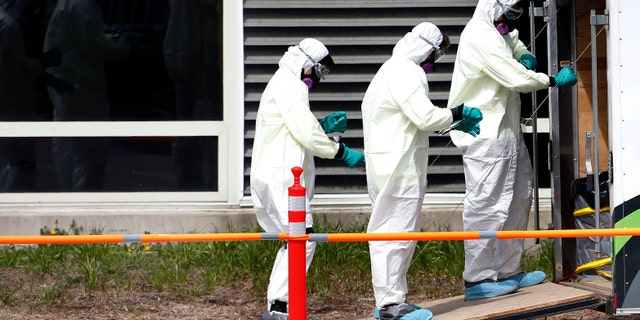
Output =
[
  {"x1": 0, "y1": 4, "x2": 42, "y2": 191},
  {"x1": 448, "y1": 0, "x2": 551, "y2": 284},
  {"x1": 362, "y1": 22, "x2": 453, "y2": 308},
  {"x1": 43, "y1": 0, "x2": 129, "y2": 191},
  {"x1": 163, "y1": 0, "x2": 220, "y2": 190},
  {"x1": 250, "y1": 38, "x2": 340, "y2": 312}
]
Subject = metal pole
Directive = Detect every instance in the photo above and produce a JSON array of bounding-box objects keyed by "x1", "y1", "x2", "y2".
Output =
[
  {"x1": 590, "y1": 9, "x2": 602, "y2": 259},
  {"x1": 529, "y1": 1, "x2": 541, "y2": 243},
  {"x1": 546, "y1": 0, "x2": 564, "y2": 281}
]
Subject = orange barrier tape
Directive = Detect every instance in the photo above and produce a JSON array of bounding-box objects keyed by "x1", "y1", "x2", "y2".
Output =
[
  {"x1": 496, "y1": 228, "x2": 640, "y2": 239},
  {"x1": 0, "y1": 232, "x2": 287, "y2": 245},
  {"x1": 312, "y1": 228, "x2": 640, "y2": 242},
  {"x1": 0, "y1": 234, "x2": 125, "y2": 245},
  {"x1": 1, "y1": 229, "x2": 640, "y2": 245},
  {"x1": 319, "y1": 231, "x2": 476, "y2": 242}
]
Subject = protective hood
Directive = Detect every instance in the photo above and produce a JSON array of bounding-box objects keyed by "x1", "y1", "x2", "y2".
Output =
[
  {"x1": 278, "y1": 38, "x2": 329, "y2": 76},
  {"x1": 391, "y1": 22, "x2": 443, "y2": 64},
  {"x1": 474, "y1": 0, "x2": 521, "y2": 22},
  {"x1": 0, "y1": 1, "x2": 13, "y2": 19},
  {"x1": 0, "y1": 0, "x2": 25, "y2": 18}
]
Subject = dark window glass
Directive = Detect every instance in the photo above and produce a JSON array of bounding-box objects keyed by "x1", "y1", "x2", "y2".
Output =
[
  {"x1": 0, "y1": 0, "x2": 223, "y2": 122},
  {"x1": 104, "y1": 0, "x2": 223, "y2": 121},
  {"x1": 1, "y1": 1, "x2": 222, "y2": 194},
  {"x1": 0, "y1": 136, "x2": 218, "y2": 192}
]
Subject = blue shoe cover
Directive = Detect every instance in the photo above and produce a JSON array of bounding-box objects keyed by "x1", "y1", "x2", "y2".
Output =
[
  {"x1": 464, "y1": 279, "x2": 518, "y2": 301},
  {"x1": 506, "y1": 271, "x2": 546, "y2": 288},
  {"x1": 374, "y1": 304, "x2": 433, "y2": 320},
  {"x1": 398, "y1": 306, "x2": 433, "y2": 320}
]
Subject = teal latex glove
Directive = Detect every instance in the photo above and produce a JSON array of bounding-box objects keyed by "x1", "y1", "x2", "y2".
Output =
[
  {"x1": 339, "y1": 144, "x2": 365, "y2": 168},
  {"x1": 452, "y1": 105, "x2": 483, "y2": 137},
  {"x1": 551, "y1": 66, "x2": 578, "y2": 87},
  {"x1": 319, "y1": 111, "x2": 347, "y2": 134},
  {"x1": 518, "y1": 53, "x2": 537, "y2": 71}
]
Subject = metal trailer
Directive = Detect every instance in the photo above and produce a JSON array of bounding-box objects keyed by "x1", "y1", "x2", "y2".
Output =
[
  {"x1": 607, "y1": 0, "x2": 640, "y2": 315},
  {"x1": 532, "y1": 0, "x2": 640, "y2": 315}
]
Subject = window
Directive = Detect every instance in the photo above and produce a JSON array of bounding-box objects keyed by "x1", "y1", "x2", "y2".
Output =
[{"x1": 0, "y1": 0, "x2": 243, "y2": 203}]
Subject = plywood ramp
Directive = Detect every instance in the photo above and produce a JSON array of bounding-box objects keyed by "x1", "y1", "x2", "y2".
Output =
[{"x1": 347, "y1": 282, "x2": 602, "y2": 320}]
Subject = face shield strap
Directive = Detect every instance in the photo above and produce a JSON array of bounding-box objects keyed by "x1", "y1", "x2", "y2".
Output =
[
  {"x1": 298, "y1": 47, "x2": 330, "y2": 79},
  {"x1": 418, "y1": 35, "x2": 445, "y2": 62}
]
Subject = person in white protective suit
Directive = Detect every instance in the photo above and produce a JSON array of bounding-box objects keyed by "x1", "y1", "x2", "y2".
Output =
[
  {"x1": 0, "y1": 3, "x2": 42, "y2": 191},
  {"x1": 447, "y1": 0, "x2": 578, "y2": 301},
  {"x1": 163, "y1": 0, "x2": 220, "y2": 191},
  {"x1": 0, "y1": 1, "x2": 68, "y2": 191},
  {"x1": 250, "y1": 38, "x2": 365, "y2": 320},
  {"x1": 43, "y1": 0, "x2": 130, "y2": 191},
  {"x1": 362, "y1": 22, "x2": 483, "y2": 320}
]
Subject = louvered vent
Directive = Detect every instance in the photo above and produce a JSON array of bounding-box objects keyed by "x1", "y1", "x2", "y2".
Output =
[{"x1": 243, "y1": 0, "x2": 477, "y2": 195}]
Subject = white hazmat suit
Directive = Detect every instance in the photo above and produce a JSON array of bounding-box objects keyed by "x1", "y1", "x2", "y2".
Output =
[
  {"x1": 164, "y1": 0, "x2": 220, "y2": 190},
  {"x1": 362, "y1": 22, "x2": 453, "y2": 308},
  {"x1": 250, "y1": 38, "x2": 340, "y2": 313},
  {"x1": 0, "y1": 4, "x2": 42, "y2": 191},
  {"x1": 448, "y1": 0, "x2": 550, "y2": 285},
  {"x1": 44, "y1": 0, "x2": 129, "y2": 190},
  {"x1": 0, "y1": 4, "x2": 42, "y2": 119}
]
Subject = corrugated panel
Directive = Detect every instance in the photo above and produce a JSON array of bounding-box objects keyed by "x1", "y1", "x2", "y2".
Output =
[{"x1": 243, "y1": 0, "x2": 477, "y2": 195}]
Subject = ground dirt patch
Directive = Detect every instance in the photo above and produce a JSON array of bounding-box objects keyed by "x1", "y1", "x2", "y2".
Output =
[{"x1": 0, "y1": 280, "x2": 638, "y2": 320}]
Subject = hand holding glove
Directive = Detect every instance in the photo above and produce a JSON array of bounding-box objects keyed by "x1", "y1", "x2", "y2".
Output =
[
  {"x1": 336, "y1": 143, "x2": 365, "y2": 168},
  {"x1": 518, "y1": 53, "x2": 537, "y2": 71},
  {"x1": 550, "y1": 66, "x2": 578, "y2": 87},
  {"x1": 319, "y1": 111, "x2": 348, "y2": 134},
  {"x1": 450, "y1": 104, "x2": 483, "y2": 137}
]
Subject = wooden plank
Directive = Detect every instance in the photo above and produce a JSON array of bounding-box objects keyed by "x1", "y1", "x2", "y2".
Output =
[
  {"x1": 562, "y1": 280, "x2": 613, "y2": 314},
  {"x1": 348, "y1": 282, "x2": 600, "y2": 319}
]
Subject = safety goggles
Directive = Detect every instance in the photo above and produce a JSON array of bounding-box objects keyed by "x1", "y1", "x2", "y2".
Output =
[
  {"x1": 497, "y1": 0, "x2": 524, "y2": 20},
  {"x1": 419, "y1": 35, "x2": 445, "y2": 62},
  {"x1": 298, "y1": 47, "x2": 331, "y2": 79}
]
